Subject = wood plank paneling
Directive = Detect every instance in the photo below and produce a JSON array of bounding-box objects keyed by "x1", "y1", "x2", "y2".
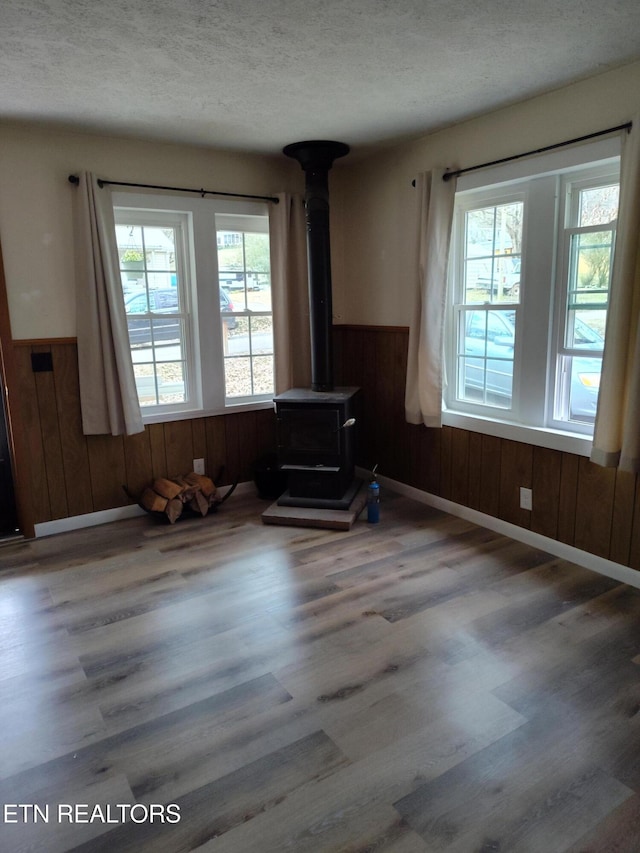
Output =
[
  {"x1": 11, "y1": 341, "x2": 278, "y2": 529},
  {"x1": 405, "y1": 424, "x2": 423, "y2": 490},
  {"x1": 191, "y1": 418, "x2": 207, "y2": 463},
  {"x1": 223, "y1": 413, "x2": 242, "y2": 485},
  {"x1": 359, "y1": 331, "x2": 377, "y2": 471},
  {"x1": 574, "y1": 457, "x2": 616, "y2": 559},
  {"x1": 391, "y1": 333, "x2": 410, "y2": 485},
  {"x1": 558, "y1": 452, "x2": 579, "y2": 546},
  {"x1": 148, "y1": 423, "x2": 168, "y2": 481},
  {"x1": 164, "y1": 420, "x2": 194, "y2": 478},
  {"x1": 332, "y1": 325, "x2": 640, "y2": 571},
  {"x1": 498, "y1": 439, "x2": 532, "y2": 528},
  {"x1": 467, "y1": 432, "x2": 483, "y2": 511},
  {"x1": 440, "y1": 426, "x2": 453, "y2": 501},
  {"x1": 12, "y1": 330, "x2": 640, "y2": 577},
  {"x1": 531, "y1": 446, "x2": 561, "y2": 540},
  {"x1": 236, "y1": 411, "x2": 258, "y2": 483},
  {"x1": 86, "y1": 434, "x2": 127, "y2": 512},
  {"x1": 13, "y1": 345, "x2": 51, "y2": 523},
  {"x1": 32, "y1": 345, "x2": 68, "y2": 520},
  {"x1": 205, "y1": 416, "x2": 228, "y2": 483},
  {"x1": 610, "y1": 469, "x2": 636, "y2": 567},
  {"x1": 421, "y1": 427, "x2": 441, "y2": 496},
  {"x1": 122, "y1": 431, "x2": 153, "y2": 501},
  {"x1": 52, "y1": 343, "x2": 93, "y2": 518},
  {"x1": 450, "y1": 428, "x2": 470, "y2": 506},
  {"x1": 374, "y1": 331, "x2": 397, "y2": 478},
  {"x1": 255, "y1": 408, "x2": 277, "y2": 460},
  {"x1": 479, "y1": 434, "x2": 501, "y2": 519}
]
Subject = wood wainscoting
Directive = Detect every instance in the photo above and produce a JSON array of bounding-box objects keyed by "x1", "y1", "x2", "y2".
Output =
[
  {"x1": 11, "y1": 329, "x2": 640, "y2": 571},
  {"x1": 12, "y1": 340, "x2": 276, "y2": 528},
  {"x1": 333, "y1": 325, "x2": 640, "y2": 572}
]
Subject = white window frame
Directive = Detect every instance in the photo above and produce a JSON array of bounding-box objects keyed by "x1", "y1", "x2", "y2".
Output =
[
  {"x1": 548, "y1": 167, "x2": 618, "y2": 433},
  {"x1": 442, "y1": 137, "x2": 621, "y2": 456},
  {"x1": 113, "y1": 192, "x2": 274, "y2": 424}
]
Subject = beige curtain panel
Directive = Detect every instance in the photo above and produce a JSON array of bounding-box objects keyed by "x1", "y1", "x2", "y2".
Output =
[
  {"x1": 591, "y1": 122, "x2": 640, "y2": 472},
  {"x1": 405, "y1": 169, "x2": 457, "y2": 428},
  {"x1": 269, "y1": 193, "x2": 311, "y2": 393},
  {"x1": 74, "y1": 172, "x2": 144, "y2": 436}
]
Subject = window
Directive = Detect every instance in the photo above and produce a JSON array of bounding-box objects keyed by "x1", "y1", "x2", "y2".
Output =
[
  {"x1": 445, "y1": 144, "x2": 620, "y2": 440},
  {"x1": 553, "y1": 178, "x2": 618, "y2": 425},
  {"x1": 216, "y1": 214, "x2": 274, "y2": 400},
  {"x1": 113, "y1": 194, "x2": 274, "y2": 420}
]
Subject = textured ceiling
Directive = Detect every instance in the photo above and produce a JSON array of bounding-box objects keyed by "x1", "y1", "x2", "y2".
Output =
[{"x1": 1, "y1": 0, "x2": 640, "y2": 156}]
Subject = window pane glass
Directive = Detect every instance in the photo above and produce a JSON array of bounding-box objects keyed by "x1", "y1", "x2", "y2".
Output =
[
  {"x1": 227, "y1": 316, "x2": 250, "y2": 356},
  {"x1": 134, "y1": 363, "x2": 157, "y2": 406},
  {"x1": 116, "y1": 216, "x2": 191, "y2": 411},
  {"x1": 555, "y1": 355, "x2": 601, "y2": 425},
  {"x1": 464, "y1": 202, "x2": 523, "y2": 304},
  {"x1": 220, "y1": 277, "x2": 247, "y2": 311},
  {"x1": 225, "y1": 358, "x2": 252, "y2": 397},
  {"x1": 143, "y1": 227, "x2": 176, "y2": 271},
  {"x1": 253, "y1": 355, "x2": 274, "y2": 394},
  {"x1": 247, "y1": 273, "x2": 271, "y2": 312},
  {"x1": 566, "y1": 230, "x2": 612, "y2": 350},
  {"x1": 249, "y1": 316, "x2": 273, "y2": 354},
  {"x1": 154, "y1": 335, "x2": 185, "y2": 363},
  {"x1": 578, "y1": 185, "x2": 619, "y2": 227},
  {"x1": 216, "y1": 218, "x2": 273, "y2": 401},
  {"x1": 117, "y1": 225, "x2": 144, "y2": 269},
  {"x1": 157, "y1": 362, "x2": 186, "y2": 404},
  {"x1": 457, "y1": 308, "x2": 515, "y2": 408}
]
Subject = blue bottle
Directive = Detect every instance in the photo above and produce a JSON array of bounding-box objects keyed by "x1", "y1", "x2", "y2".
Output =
[{"x1": 367, "y1": 467, "x2": 380, "y2": 524}]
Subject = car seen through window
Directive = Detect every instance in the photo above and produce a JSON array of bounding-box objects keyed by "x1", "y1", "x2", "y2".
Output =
[
  {"x1": 125, "y1": 288, "x2": 237, "y2": 347},
  {"x1": 461, "y1": 310, "x2": 603, "y2": 421}
]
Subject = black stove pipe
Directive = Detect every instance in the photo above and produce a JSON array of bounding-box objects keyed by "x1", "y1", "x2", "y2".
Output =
[{"x1": 283, "y1": 140, "x2": 350, "y2": 392}]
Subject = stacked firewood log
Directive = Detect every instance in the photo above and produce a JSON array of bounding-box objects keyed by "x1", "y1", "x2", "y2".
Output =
[{"x1": 138, "y1": 472, "x2": 218, "y2": 523}]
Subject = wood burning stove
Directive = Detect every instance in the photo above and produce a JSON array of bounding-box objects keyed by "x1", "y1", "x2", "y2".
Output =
[
  {"x1": 275, "y1": 387, "x2": 360, "y2": 509},
  {"x1": 275, "y1": 140, "x2": 361, "y2": 511}
]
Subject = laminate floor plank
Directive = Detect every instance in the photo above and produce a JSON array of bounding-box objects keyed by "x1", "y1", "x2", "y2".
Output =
[
  {"x1": 68, "y1": 730, "x2": 349, "y2": 852},
  {"x1": 394, "y1": 712, "x2": 632, "y2": 851},
  {"x1": 0, "y1": 774, "x2": 134, "y2": 853},
  {"x1": 567, "y1": 792, "x2": 640, "y2": 852},
  {"x1": 2, "y1": 490, "x2": 640, "y2": 851},
  {"x1": 202, "y1": 692, "x2": 525, "y2": 853}
]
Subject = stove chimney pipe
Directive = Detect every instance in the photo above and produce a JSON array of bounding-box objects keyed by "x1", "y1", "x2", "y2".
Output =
[{"x1": 283, "y1": 140, "x2": 349, "y2": 392}]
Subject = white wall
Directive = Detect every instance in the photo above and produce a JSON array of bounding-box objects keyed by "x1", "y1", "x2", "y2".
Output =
[
  {"x1": 331, "y1": 59, "x2": 640, "y2": 326},
  {"x1": 0, "y1": 123, "x2": 301, "y2": 339}
]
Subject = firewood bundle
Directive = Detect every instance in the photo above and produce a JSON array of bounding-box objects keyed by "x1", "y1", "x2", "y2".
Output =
[{"x1": 138, "y1": 473, "x2": 218, "y2": 523}]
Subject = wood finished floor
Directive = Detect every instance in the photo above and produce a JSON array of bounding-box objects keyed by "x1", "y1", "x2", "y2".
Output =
[{"x1": 1, "y1": 489, "x2": 640, "y2": 852}]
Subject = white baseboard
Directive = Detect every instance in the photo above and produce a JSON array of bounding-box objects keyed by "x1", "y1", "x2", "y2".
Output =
[
  {"x1": 357, "y1": 467, "x2": 640, "y2": 591},
  {"x1": 34, "y1": 504, "x2": 145, "y2": 538},
  {"x1": 34, "y1": 481, "x2": 255, "y2": 538}
]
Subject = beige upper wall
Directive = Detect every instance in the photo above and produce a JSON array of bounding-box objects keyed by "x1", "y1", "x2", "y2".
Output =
[
  {"x1": 331, "y1": 59, "x2": 640, "y2": 327},
  {"x1": 0, "y1": 124, "x2": 301, "y2": 339},
  {"x1": 2, "y1": 58, "x2": 639, "y2": 338}
]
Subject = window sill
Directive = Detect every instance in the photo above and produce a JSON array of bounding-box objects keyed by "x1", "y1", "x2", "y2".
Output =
[
  {"x1": 442, "y1": 409, "x2": 593, "y2": 457},
  {"x1": 140, "y1": 399, "x2": 274, "y2": 425}
]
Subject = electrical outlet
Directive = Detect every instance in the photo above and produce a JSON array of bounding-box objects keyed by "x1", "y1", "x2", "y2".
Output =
[
  {"x1": 519, "y1": 487, "x2": 533, "y2": 511},
  {"x1": 193, "y1": 458, "x2": 205, "y2": 475}
]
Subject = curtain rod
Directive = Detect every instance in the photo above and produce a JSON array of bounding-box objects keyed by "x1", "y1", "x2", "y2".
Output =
[
  {"x1": 68, "y1": 174, "x2": 279, "y2": 204},
  {"x1": 440, "y1": 121, "x2": 632, "y2": 182}
]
